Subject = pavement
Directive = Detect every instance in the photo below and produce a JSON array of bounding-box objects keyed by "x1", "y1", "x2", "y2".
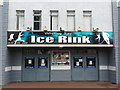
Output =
[{"x1": 1, "y1": 81, "x2": 119, "y2": 89}]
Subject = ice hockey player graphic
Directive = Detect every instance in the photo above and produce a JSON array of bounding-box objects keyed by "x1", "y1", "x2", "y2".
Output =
[
  {"x1": 95, "y1": 33, "x2": 101, "y2": 43},
  {"x1": 14, "y1": 31, "x2": 25, "y2": 44},
  {"x1": 101, "y1": 31, "x2": 110, "y2": 45},
  {"x1": 95, "y1": 31, "x2": 110, "y2": 45},
  {"x1": 8, "y1": 34, "x2": 14, "y2": 41}
]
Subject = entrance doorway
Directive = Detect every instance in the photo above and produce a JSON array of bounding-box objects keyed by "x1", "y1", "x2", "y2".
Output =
[
  {"x1": 72, "y1": 50, "x2": 98, "y2": 81},
  {"x1": 51, "y1": 50, "x2": 71, "y2": 81},
  {"x1": 22, "y1": 48, "x2": 98, "y2": 81},
  {"x1": 22, "y1": 49, "x2": 50, "y2": 81}
]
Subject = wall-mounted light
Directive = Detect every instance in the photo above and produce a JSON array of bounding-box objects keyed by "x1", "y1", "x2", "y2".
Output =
[
  {"x1": 60, "y1": 27, "x2": 64, "y2": 33},
  {"x1": 77, "y1": 27, "x2": 82, "y2": 32},
  {"x1": 43, "y1": 26, "x2": 48, "y2": 32},
  {"x1": 93, "y1": 27, "x2": 99, "y2": 32},
  {"x1": 26, "y1": 27, "x2": 31, "y2": 31}
]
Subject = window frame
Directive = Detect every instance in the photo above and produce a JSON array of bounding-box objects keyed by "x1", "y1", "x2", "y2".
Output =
[
  {"x1": 67, "y1": 10, "x2": 75, "y2": 31},
  {"x1": 83, "y1": 10, "x2": 92, "y2": 31},
  {"x1": 16, "y1": 10, "x2": 25, "y2": 30},
  {"x1": 33, "y1": 10, "x2": 42, "y2": 31},
  {"x1": 50, "y1": 10, "x2": 59, "y2": 31}
]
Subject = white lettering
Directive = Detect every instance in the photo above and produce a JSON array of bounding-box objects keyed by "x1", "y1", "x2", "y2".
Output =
[
  {"x1": 68, "y1": 36, "x2": 72, "y2": 43},
  {"x1": 58, "y1": 36, "x2": 67, "y2": 43},
  {"x1": 46, "y1": 37, "x2": 54, "y2": 43},
  {"x1": 73, "y1": 37, "x2": 77, "y2": 43},
  {"x1": 31, "y1": 35, "x2": 91, "y2": 44},
  {"x1": 31, "y1": 36, "x2": 36, "y2": 43},
  {"x1": 78, "y1": 37, "x2": 82, "y2": 43},
  {"x1": 37, "y1": 37, "x2": 45, "y2": 43},
  {"x1": 82, "y1": 36, "x2": 90, "y2": 43}
]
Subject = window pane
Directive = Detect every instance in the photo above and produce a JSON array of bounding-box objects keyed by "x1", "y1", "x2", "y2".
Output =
[
  {"x1": 83, "y1": 11, "x2": 92, "y2": 16},
  {"x1": 86, "y1": 57, "x2": 96, "y2": 68},
  {"x1": 33, "y1": 10, "x2": 42, "y2": 30},
  {"x1": 34, "y1": 10, "x2": 41, "y2": 14},
  {"x1": 67, "y1": 11, "x2": 75, "y2": 15},
  {"x1": 67, "y1": 15, "x2": 75, "y2": 31},
  {"x1": 19, "y1": 15, "x2": 24, "y2": 30},
  {"x1": 52, "y1": 51, "x2": 70, "y2": 66},
  {"x1": 83, "y1": 16, "x2": 91, "y2": 30},
  {"x1": 51, "y1": 16, "x2": 58, "y2": 30},
  {"x1": 38, "y1": 57, "x2": 48, "y2": 68},
  {"x1": 50, "y1": 11, "x2": 58, "y2": 16},
  {"x1": 34, "y1": 16, "x2": 40, "y2": 21},
  {"x1": 73, "y1": 57, "x2": 83, "y2": 68},
  {"x1": 16, "y1": 10, "x2": 25, "y2": 30},
  {"x1": 83, "y1": 11, "x2": 92, "y2": 31},
  {"x1": 67, "y1": 11, "x2": 75, "y2": 31},
  {"x1": 34, "y1": 22, "x2": 40, "y2": 30},
  {"x1": 50, "y1": 11, "x2": 58, "y2": 30},
  {"x1": 25, "y1": 57, "x2": 35, "y2": 68}
]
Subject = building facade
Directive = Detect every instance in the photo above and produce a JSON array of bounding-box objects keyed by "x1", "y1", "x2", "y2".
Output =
[
  {"x1": 0, "y1": 0, "x2": 3, "y2": 85},
  {"x1": 0, "y1": 0, "x2": 120, "y2": 85}
]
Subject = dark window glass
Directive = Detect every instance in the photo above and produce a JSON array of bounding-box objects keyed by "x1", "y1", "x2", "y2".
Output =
[
  {"x1": 25, "y1": 57, "x2": 35, "y2": 68},
  {"x1": 50, "y1": 16, "x2": 52, "y2": 30},
  {"x1": 38, "y1": 57, "x2": 48, "y2": 68},
  {"x1": 86, "y1": 57, "x2": 96, "y2": 68},
  {"x1": 73, "y1": 57, "x2": 83, "y2": 68},
  {"x1": 34, "y1": 10, "x2": 41, "y2": 14},
  {"x1": 34, "y1": 16, "x2": 40, "y2": 21},
  {"x1": 34, "y1": 22, "x2": 40, "y2": 30}
]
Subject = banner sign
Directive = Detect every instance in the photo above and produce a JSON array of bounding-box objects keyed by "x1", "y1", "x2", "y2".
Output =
[{"x1": 7, "y1": 31, "x2": 113, "y2": 45}]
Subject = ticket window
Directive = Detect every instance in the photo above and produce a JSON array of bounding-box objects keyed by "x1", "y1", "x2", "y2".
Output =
[
  {"x1": 86, "y1": 57, "x2": 96, "y2": 68},
  {"x1": 38, "y1": 57, "x2": 48, "y2": 68},
  {"x1": 73, "y1": 57, "x2": 83, "y2": 68},
  {"x1": 25, "y1": 57, "x2": 35, "y2": 68}
]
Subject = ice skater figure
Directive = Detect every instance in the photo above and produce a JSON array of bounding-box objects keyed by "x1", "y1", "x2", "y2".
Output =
[
  {"x1": 95, "y1": 33, "x2": 101, "y2": 43},
  {"x1": 101, "y1": 31, "x2": 110, "y2": 45},
  {"x1": 14, "y1": 31, "x2": 25, "y2": 44},
  {"x1": 8, "y1": 34, "x2": 14, "y2": 41}
]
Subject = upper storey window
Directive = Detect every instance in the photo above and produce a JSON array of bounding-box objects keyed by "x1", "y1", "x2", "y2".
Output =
[
  {"x1": 67, "y1": 10, "x2": 75, "y2": 31},
  {"x1": 83, "y1": 10, "x2": 92, "y2": 31},
  {"x1": 16, "y1": 10, "x2": 25, "y2": 30},
  {"x1": 33, "y1": 10, "x2": 42, "y2": 30},
  {"x1": 50, "y1": 10, "x2": 58, "y2": 31}
]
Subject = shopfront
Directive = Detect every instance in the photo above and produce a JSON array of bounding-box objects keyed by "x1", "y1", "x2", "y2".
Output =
[
  {"x1": 21, "y1": 48, "x2": 98, "y2": 81},
  {"x1": 7, "y1": 31, "x2": 113, "y2": 81}
]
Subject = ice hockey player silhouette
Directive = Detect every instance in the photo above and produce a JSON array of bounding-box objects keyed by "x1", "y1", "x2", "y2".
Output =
[
  {"x1": 95, "y1": 33, "x2": 101, "y2": 43},
  {"x1": 101, "y1": 31, "x2": 110, "y2": 45}
]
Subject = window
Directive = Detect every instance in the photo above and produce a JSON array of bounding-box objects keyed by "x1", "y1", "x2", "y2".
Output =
[
  {"x1": 51, "y1": 50, "x2": 70, "y2": 70},
  {"x1": 83, "y1": 10, "x2": 92, "y2": 31},
  {"x1": 25, "y1": 57, "x2": 35, "y2": 68},
  {"x1": 73, "y1": 57, "x2": 83, "y2": 68},
  {"x1": 50, "y1": 11, "x2": 58, "y2": 30},
  {"x1": 67, "y1": 10, "x2": 75, "y2": 31},
  {"x1": 16, "y1": 10, "x2": 25, "y2": 30},
  {"x1": 86, "y1": 57, "x2": 96, "y2": 68},
  {"x1": 33, "y1": 10, "x2": 42, "y2": 30}
]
